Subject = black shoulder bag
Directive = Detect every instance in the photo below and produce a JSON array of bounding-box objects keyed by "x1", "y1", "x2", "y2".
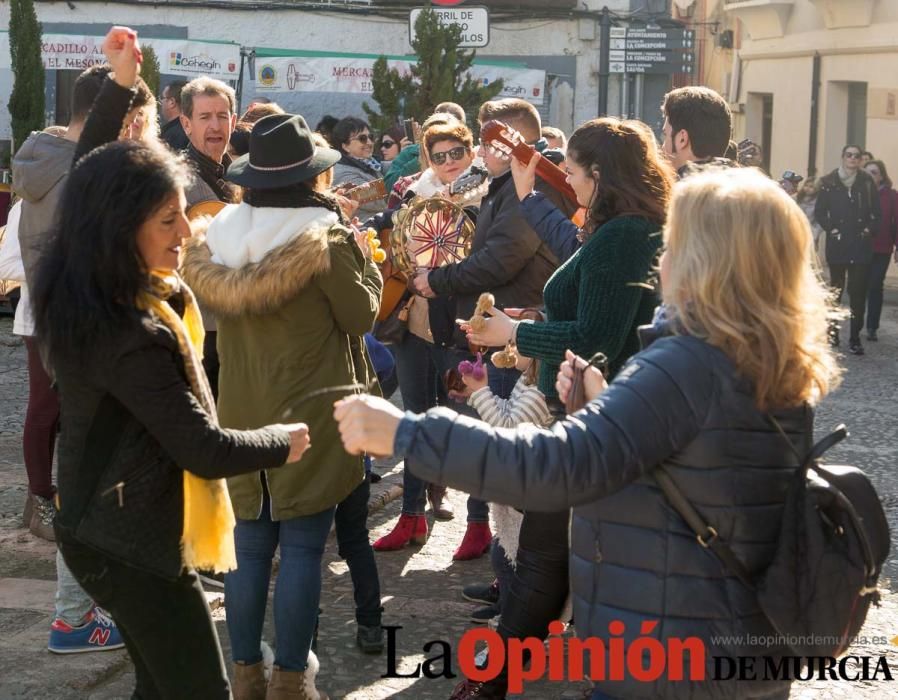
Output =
[{"x1": 655, "y1": 418, "x2": 890, "y2": 658}]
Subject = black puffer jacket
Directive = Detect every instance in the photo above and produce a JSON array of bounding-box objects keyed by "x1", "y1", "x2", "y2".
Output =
[
  {"x1": 54, "y1": 306, "x2": 290, "y2": 580},
  {"x1": 397, "y1": 326, "x2": 804, "y2": 698},
  {"x1": 814, "y1": 168, "x2": 880, "y2": 265}
]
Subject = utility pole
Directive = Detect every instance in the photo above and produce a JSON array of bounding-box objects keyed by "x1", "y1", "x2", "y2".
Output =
[{"x1": 597, "y1": 6, "x2": 612, "y2": 117}]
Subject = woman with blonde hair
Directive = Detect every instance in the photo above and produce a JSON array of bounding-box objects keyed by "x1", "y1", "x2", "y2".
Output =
[{"x1": 334, "y1": 167, "x2": 840, "y2": 700}]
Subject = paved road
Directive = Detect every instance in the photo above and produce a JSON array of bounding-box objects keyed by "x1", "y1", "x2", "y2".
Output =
[{"x1": 1, "y1": 307, "x2": 897, "y2": 698}]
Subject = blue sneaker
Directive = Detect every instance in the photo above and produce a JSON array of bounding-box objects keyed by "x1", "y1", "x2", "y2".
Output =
[{"x1": 48, "y1": 607, "x2": 125, "y2": 654}]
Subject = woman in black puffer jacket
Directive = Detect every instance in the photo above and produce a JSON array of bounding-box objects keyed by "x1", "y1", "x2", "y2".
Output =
[{"x1": 335, "y1": 167, "x2": 842, "y2": 699}]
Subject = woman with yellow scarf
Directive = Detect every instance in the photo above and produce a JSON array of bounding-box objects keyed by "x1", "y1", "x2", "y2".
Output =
[{"x1": 30, "y1": 27, "x2": 310, "y2": 700}]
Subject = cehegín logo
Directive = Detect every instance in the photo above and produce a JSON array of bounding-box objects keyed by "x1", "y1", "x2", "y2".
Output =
[
  {"x1": 170, "y1": 51, "x2": 221, "y2": 72},
  {"x1": 259, "y1": 65, "x2": 277, "y2": 87},
  {"x1": 381, "y1": 623, "x2": 895, "y2": 694}
]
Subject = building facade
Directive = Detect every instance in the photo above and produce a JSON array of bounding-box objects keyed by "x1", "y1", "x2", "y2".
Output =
[
  {"x1": 724, "y1": 0, "x2": 898, "y2": 180},
  {"x1": 0, "y1": 0, "x2": 653, "y2": 155}
]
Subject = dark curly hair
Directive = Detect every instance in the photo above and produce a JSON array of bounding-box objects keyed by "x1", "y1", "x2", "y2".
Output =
[
  {"x1": 32, "y1": 140, "x2": 190, "y2": 364},
  {"x1": 568, "y1": 118, "x2": 675, "y2": 234},
  {"x1": 332, "y1": 117, "x2": 369, "y2": 153}
]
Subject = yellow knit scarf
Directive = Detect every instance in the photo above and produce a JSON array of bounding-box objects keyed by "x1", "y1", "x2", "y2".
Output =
[{"x1": 136, "y1": 270, "x2": 237, "y2": 573}]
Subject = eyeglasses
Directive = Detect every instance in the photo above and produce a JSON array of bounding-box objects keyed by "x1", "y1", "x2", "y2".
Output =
[
  {"x1": 352, "y1": 134, "x2": 372, "y2": 144},
  {"x1": 430, "y1": 146, "x2": 468, "y2": 165},
  {"x1": 844, "y1": 151, "x2": 862, "y2": 159},
  {"x1": 381, "y1": 139, "x2": 397, "y2": 148}
]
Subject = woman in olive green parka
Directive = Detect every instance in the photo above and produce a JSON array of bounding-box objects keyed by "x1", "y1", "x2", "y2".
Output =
[{"x1": 181, "y1": 113, "x2": 381, "y2": 698}]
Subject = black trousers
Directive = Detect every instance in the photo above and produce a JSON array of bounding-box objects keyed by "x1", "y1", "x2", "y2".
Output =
[
  {"x1": 866, "y1": 253, "x2": 892, "y2": 332},
  {"x1": 334, "y1": 476, "x2": 383, "y2": 627},
  {"x1": 202, "y1": 331, "x2": 220, "y2": 401},
  {"x1": 491, "y1": 509, "x2": 570, "y2": 685},
  {"x1": 57, "y1": 534, "x2": 230, "y2": 700},
  {"x1": 829, "y1": 263, "x2": 870, "y2": 343}
]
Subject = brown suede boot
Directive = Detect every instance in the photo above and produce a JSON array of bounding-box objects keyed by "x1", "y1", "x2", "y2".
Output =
[
  {"x1": 266, "y1": 652, "x2": 329, "y2": 700},
  {"x1": 233, "y1": 659, "x2": 267, "y2": 700}
]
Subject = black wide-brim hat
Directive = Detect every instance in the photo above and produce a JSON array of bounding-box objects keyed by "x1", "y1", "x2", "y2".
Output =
[{"x1": 227, "y1": 113, "x2": 341, "y2": 189}]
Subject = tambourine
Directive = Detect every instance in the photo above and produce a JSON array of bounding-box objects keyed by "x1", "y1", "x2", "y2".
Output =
[{"x1": 390, "y1": 197, "x2": 475, "y2": 277}]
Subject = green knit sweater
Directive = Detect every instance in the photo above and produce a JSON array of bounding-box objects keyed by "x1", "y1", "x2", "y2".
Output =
[{"x1": 515, "y1": 215, "x2": 662, "y2": 398}]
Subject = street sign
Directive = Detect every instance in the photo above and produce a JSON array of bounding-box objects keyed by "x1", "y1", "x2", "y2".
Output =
[
  {"x1": 608, "y1": 26, "x2": 696, "y2": 75},
  {"x1": 410, "y1": 6, "x2": 490, "y2": 48}
]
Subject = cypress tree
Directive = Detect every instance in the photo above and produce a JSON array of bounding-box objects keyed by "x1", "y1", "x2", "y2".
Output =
[
  {"x1": 364, "y1": 8, "x2": 504, "y2": 132},
  {"x1": 141, "y1": 45, "x2": 161, "y2": 99},
  {"x1": 8, "y1": 0, "x2": 45, "y2": 153}
]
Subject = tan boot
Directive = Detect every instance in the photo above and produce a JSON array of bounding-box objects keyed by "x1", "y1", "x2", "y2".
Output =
[
  {"x1": 29, "y1": 493, "x2": 56, "y2": 541},
  {"x1": 233, "y1": 660, "x2": 267, "y2": 700},
  {"x1": 266, "y1": 651, "x2": 328, "y2": 700}
]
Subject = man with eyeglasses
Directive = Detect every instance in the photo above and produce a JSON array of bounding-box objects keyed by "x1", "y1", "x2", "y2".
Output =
[
  {"x1": 815, "y1": 144, "x2": 881, "y2": 354},
  {"x1": 159, "y1": 80, "x2": 189, "y2": 152}
]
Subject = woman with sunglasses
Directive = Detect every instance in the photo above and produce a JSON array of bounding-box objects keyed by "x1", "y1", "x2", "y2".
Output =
[
  {"x1": 378, "y1": 126, "x2": 405, "y2": 170},
  {"x1": 372, "y1": 119, "x2": 481, "y2": 552},
  {"x1": 332, "y1": 116, "x2": 385, "y2": 219}
]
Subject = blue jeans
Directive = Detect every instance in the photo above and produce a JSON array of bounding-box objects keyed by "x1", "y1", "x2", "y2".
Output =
[
  {"x1": 334, "y1": 477, "x2": 382, "y2": 627},
  {"x1": 394, "y1": 334, "x2": 489, "y2": 522},
  {"x1": 866, "y1": 252, "x2": 892, "y2": 332},
  {"x1": 56, "y1": 549, "x2": 94, "y2": 625},
  {"x1": 226, "y1": 498, "x2": 335, "y2": 671}
]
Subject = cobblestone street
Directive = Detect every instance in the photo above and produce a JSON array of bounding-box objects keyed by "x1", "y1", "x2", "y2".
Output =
[{"x1": 1, "y1": 305, "x2": 897, "y2": 699}]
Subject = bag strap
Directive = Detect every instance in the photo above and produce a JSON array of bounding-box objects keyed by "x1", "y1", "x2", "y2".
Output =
[
  {"x1": 654, "y1": 466, "x2": 756, "y2": 590},
  {"x1": 768, "y1": 413, "x2": 848, "y2": 469}
]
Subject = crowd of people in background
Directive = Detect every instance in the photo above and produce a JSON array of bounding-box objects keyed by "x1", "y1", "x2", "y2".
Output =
[{"x1": 0, "y1": 22, "x2": 887, "y2": 700}]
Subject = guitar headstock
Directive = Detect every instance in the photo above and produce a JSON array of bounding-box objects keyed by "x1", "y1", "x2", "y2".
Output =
[
  {"x1": 480, "y1": 120, "x2": 527, "y2": 162},
  {"x1": 449, "y1": 166, "x2": 489, "y2": 200}
]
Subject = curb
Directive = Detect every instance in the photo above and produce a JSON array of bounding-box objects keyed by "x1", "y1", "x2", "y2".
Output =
[{"x1": 369, "y1": 483, "x2": 403, "y2": 515}]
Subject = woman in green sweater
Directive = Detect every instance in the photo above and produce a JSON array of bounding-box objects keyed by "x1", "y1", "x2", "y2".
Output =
[
  {"x1": 467, "y1": 117, "x2": 675, "y2": 401},
  {"x1": 454, "y1": 118, "x2": 675, "y2": 699}
]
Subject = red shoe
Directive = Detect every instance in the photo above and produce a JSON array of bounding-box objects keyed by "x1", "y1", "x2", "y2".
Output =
[
  {"x1": 373, "y1": 514, "x2": 428, "y2": 551},
  {"x1": 453, "y1": 522, "x2": 492, "y2": 561}
]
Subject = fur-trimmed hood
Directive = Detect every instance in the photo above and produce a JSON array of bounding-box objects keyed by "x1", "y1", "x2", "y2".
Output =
[{"x1": 181, "y1": 204, "x2": 342, "y2": 317}]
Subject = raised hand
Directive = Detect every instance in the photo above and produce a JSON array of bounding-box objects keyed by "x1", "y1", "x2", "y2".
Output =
[
  {"x1": 510, "y1": 153, "x2": 539, "y2": 202},
  {"x1": 102, "y1": 26, "x2": 142, "y2": 88}
]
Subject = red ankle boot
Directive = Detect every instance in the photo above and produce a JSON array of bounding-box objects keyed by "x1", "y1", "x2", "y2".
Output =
[
  {"x1": 373, "y1": 514, "x2": 428, "y2": 551},
  {"x1": 453, "y1": 522, "x2": 492, "y2": 561}
]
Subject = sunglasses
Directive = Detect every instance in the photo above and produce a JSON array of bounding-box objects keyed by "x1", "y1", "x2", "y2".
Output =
[
  {"x1": 430, "y1": 146, "x2": 468, "y2": 165},
  {"x1": 844, "y1": 152, "x2": 862, "y2": 159},
  {"x1": 381, "y1": 139, "x2": 397, "y2": 148},
  {"x1": 352, "y1": 134, "x2": 372, "y2": 144}
]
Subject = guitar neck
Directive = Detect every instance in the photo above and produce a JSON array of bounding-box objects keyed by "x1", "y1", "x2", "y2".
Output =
[{"x1": 510, "y1": 143, "x2": 578, "y2": 206}]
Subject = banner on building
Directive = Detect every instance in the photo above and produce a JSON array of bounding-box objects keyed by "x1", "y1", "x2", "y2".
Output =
[
  {"x1": 0, "y1": 32, "x2": 240, "y2": 81},
  {"x1": 254, "y1": 54, "x2": 545, "y2": 105}
]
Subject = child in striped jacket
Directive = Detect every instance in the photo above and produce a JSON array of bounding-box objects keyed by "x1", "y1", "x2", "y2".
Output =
[{"x1": 458, "y1": 348, "x2": 553, "y2": 625}]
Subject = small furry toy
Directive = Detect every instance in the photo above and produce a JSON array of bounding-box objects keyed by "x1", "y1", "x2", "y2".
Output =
[
  {"x1": 491, "y1": 345, "x2": 518, "y2": 369},
  {"x1": 460, "y1": 292, "x2": 495, "y2": 332},
  {"x1": 459, "y1": 292, "x2": 519, "y2": 367},
  {"x1": 458, "y1": 351, "x2": 486, "y2": 380}
]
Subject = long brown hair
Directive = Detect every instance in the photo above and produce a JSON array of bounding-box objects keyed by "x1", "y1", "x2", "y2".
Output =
[{"x1": 568, "y1": 118, "x2": 675, "y2": 234}]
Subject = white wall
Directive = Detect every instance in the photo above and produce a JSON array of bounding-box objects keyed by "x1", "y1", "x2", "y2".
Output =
[{"x1": 0, "y1": 1, "x2": 619, "y2": 134}]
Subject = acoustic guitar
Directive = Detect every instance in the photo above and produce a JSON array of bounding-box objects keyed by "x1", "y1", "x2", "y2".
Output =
[{"x1": 340, "y1": 179, "x2": 388, "y2": 207}]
